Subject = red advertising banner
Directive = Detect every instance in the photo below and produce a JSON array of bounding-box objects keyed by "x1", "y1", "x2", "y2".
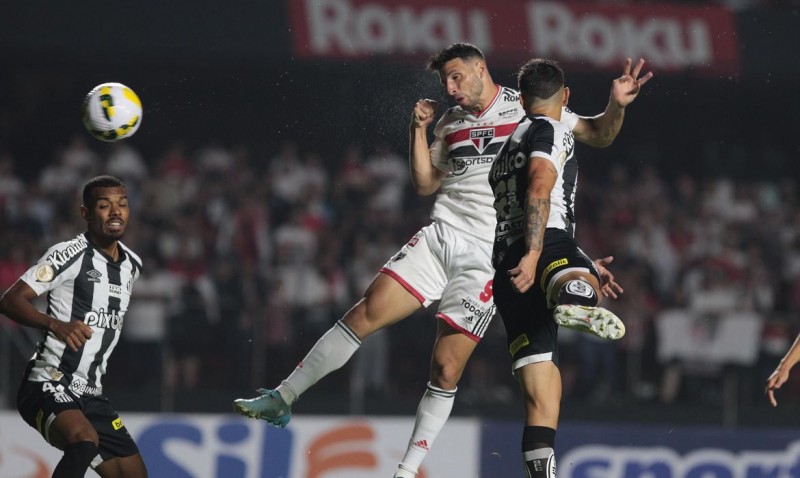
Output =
[{"x1": 289, "y1": 0, "x2": 740, "y2": 75}]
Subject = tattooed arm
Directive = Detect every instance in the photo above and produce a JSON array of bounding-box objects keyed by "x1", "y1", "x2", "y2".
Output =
[{"x1": 507, "y1": 156, "x2": 558, "y2": 293}]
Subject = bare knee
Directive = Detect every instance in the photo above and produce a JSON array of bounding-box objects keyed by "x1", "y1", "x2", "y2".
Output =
[
  {"x1": 97, "y1": 454, "x2": 148, "y2": 478},
  {"x1": 430, "y1": 357, "x2": 463, "y2": 390}
]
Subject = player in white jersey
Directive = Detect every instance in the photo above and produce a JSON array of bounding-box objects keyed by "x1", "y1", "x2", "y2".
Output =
[
  {"x1": 0, "y1": 175, "x2": 147, "y2": 478},
  {"x1": 234, "y1": 43, "x2": 650, "y2": 478}
]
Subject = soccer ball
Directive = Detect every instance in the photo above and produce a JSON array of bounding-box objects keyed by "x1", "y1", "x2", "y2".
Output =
[{"x1": 81, "y1": 82, "x2": 142, "y2": 142}]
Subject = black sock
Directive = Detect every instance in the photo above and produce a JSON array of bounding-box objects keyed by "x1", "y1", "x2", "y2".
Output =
[
  {"x1": 557, "y1": 279, "x2": 598, "y2": 306},
  {"x1": 522, "y1": 426, "x2": 556, "y2": 478},
  {"x1": 53, "y1": 441, "x2": 97, "y2": 478}
]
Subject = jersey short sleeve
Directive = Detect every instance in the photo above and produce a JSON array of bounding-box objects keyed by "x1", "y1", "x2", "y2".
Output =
[
  {"x1": 20, "y1": 246, "x2": 76, "y2": 296},
  {"x1": 561, "y1": 107, "x2": 580, "y2": 131},
  {"x1": 524, "y1": 120, "x2": 559, "y2": 167}
]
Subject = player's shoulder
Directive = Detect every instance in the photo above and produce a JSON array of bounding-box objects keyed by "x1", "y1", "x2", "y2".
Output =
[
  {"x1": 40, "y1": 233, "x2": 90, "y2": 269},
  {"x1": 119, "y1": 241, "x2": 143, "y2": 272},
  {"x1": 527, "y1": 115, "x2": 572, "y2": 140},
  {"x1": 496, "y1": 86, "x2": 520, "y2": 104},
  {"x1": 26, "y1": 234, "x2": 90, "y2": 284}
]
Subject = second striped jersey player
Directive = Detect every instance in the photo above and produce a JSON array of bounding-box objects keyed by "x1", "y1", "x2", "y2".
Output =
[
  {"x1": 1, "y1": 175, "x2": 148, "y2": 476},
  {"x1": 21, "y1": 230, "x2": 142, "y2": 397}
]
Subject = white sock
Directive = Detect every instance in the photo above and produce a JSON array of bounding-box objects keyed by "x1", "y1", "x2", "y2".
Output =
[
  {"x1": 276, "y1": 320, "x2": 361, "y2": 405},
  {"x1": 398, "y1": 383, "x2": 456, "y2": 474}
]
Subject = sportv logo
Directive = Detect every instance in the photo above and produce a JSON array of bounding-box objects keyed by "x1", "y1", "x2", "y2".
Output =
[{"x1": 561, "y1": 442, "x2": 800, "y2": 478}]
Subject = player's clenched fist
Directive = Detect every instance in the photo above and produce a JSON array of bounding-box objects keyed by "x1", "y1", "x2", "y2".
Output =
[
  {"x1": 53, "y1": 320, "x2": 93, "y2": 352},
  {"x1": 411, "y1": 99, "x2": 439, "y2": 128}
]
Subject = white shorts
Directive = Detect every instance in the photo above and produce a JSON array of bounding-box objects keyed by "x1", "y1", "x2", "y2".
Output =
[{"x1": 380, "y1": 221, "x2": 495, "y2": 342}]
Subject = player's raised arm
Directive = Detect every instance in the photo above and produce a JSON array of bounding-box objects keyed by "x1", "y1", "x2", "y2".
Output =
[
  {"x1": 409, "y1": 99, "x2": 447, "y2": 196},
  {"x1": 572, "y1": 58, "x2": 653, "y2": 148}
]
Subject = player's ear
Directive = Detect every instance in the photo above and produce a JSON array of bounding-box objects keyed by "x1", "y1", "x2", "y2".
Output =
[
  {"x1": 80, "y1": 205, "x2": 90, "y2": 223},
  {"x1": 562, "y1": 87, "x2": 570, "y2": 106}
]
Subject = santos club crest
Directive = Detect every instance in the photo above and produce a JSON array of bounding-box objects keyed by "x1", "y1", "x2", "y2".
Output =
[{"x1": 470, "y1": 128, "x2": 495, "y2": 154}]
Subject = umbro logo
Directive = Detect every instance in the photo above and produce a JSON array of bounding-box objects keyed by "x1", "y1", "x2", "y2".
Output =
[{"x1": 86, "y1": 269, "x2": 102, "y2": 283}]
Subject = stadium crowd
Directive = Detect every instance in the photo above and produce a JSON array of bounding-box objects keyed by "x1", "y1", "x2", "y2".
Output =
[{"x1": 1, "y1": 135, "x2": 799, "y2": 416}]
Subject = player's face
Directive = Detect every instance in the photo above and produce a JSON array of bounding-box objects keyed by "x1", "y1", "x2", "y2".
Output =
[
  {"x1": 439, "y1": 58, "x2": 485, "y2": 111},
  {"x1": 82, "y1": 186, "x2": 129, "y2": 242}
]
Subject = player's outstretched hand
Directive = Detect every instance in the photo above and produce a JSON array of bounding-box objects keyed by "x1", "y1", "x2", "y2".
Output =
[
  {"x1": 411, "y1": 99, "x2": 439, "y2": 129},
  {"x1": 766, "y1": 365, "x2": 791, "y2": 407},
  {"x1": 611, "y1": 58, "x2": 653, "y2": 108},
  {"x1": 594, "y1": 256, "x2": 624, "y2": 299},
  {"x1": 53, "y1": 320, "x2": 93, "y2": 352}
]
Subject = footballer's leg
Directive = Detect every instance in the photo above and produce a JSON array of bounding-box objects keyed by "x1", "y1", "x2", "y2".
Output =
[
  {"x1": 517, "y1": 361, "x2": 561, "y2": 478},
  {"x1": 48, "y1": 410, "x2": 100, "y2": 478},
  {"x1": 95, "y1": 454, "x2": 148, "y2": 478},
  {"x1": 233, "y1": 273, "x2": 423, "y2": 426},
  {"x1": 552, "y1": 271, "x2": 625, "y2": 340},
  {"x1": 394, "y1": 322, "x2": 477, "y2": 478}
]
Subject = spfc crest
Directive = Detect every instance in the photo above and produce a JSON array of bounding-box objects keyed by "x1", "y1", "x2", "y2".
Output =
[{"x1": 470, "y1": 128, "x2": 494, "y2": 153}]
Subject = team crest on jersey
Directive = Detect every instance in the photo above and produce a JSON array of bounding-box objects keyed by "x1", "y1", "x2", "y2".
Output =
[
  {"x1": 470, "y1": 128, "x2": 495, "y2": 154},
  {"x1": 35, "y1": 262, "x2": 55, "y2": 282}
]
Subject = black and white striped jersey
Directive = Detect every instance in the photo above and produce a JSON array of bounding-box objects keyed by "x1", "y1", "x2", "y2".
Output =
[
  {"x1": 489, "y1": 113, "x2": 577, "y2": 266},
  {"x1": 19, "y1": 232, "x2": 142, "y2": 397}
]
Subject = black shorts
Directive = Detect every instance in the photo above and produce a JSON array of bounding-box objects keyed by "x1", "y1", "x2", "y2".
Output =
[
  {"x1": 17, "y1": 380, "x2": 139, "y2": 464},
  {"x1": 493, "y1": 229, "x2": 599, "y2": 371}
]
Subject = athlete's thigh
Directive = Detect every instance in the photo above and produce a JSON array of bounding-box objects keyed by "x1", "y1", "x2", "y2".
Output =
[
  {"x1": 379, "y1": 223, "x2": 448, "y2": 306},
  {"x1": 17, "y1": 379, "x2": 95, "y2": 449},
  {"x1": 82, "y1": 396, "x2": 141, "y2": 472},
  {"x1": 95, "y1": 453, "x2": 147, "y2": 478},
  {"x1": 436, "y1": 231, "x2": 495, "y2": 342},
  {"x1": 537, "y1": 230, "x2": 600, "y2": 308},
  {"x1": 346, "y1": 273, "x2": 426, "y2": 337},
  {"x1": 493, "y1": 245, "x2": 559, "y2": 371}
]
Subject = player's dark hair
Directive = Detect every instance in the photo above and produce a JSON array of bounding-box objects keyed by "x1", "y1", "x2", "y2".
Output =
[
  {"x1": 82, "y1": 175, "x2": 125, "y2": 206},
  {"x1": 427, "y1": 43, "x2": 486, "y2": 72},
  {"x1": 518, "y1": 59, "x2": 565, "y2": 105}
]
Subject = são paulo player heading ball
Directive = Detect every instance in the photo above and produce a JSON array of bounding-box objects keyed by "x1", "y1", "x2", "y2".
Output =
[{"x1": 81, "y1": 82, "x2": 142, "y2": 142}]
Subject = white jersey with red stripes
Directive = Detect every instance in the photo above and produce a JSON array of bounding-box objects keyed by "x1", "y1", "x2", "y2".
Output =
[{"x1": 428, "y1": 85, "x2": 578, "y2": 242}]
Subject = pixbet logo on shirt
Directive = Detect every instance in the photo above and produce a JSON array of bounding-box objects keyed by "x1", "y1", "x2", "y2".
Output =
[{"x1": 83, "y1": 308, "x2": 124, "y2": 330}]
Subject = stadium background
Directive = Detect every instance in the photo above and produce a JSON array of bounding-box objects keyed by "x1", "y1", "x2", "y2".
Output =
[{"x1": 1, "y1": 0, "x2": 799, "y2": 476}]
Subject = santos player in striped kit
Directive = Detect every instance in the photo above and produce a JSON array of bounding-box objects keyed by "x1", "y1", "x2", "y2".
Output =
[
  {"x1": 234, "y1": 43, "x2": 651, "y2": 477},
  {"x1": 0, "y1": 175, "x2": 147, "y2": 477}
]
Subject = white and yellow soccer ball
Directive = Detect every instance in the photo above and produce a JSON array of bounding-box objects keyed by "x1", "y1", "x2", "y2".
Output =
[{"x1": 81, "y1": 82, "x2": 142, "y2": 142}]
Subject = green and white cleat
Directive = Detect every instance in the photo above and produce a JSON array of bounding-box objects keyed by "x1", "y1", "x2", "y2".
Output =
[
  {"x1": 554, "y1": 305, "x2": 625, "y2": 340},
  {"x1": 233, "y1": 388, "x2": 292, "y2": 428}
]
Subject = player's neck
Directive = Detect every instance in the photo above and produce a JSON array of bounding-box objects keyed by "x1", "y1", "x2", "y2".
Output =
[
  {"x1": 86, "y1": 232, "x2": 121, "y2": 261},
  {"x1": 529, "y1": 104, "x2": 562, "y2": 121},
  {"x1": 471, "y1": 83, "x2": 499, "y2": 114}
]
